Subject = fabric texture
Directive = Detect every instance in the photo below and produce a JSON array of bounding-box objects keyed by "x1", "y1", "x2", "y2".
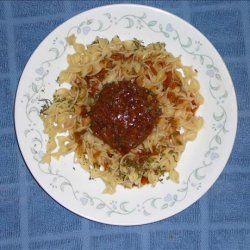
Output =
[{"x1": 0, "y1": 1, "x2": 250, "y2": 249}]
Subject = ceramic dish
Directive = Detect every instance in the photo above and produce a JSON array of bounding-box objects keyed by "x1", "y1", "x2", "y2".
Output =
[{"x1": 15, "y1": 4, "x2": 237, "y2": 225}]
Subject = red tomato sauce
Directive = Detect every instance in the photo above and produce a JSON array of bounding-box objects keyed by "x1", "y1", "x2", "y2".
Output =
[{"x1": 90, "y1": 81, "x2": 161, "y2": 155}]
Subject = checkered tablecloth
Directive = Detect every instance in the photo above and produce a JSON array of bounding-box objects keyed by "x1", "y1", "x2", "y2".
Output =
[{"x1": 0, "y1": 1, "x2": 249, "y2": 249}]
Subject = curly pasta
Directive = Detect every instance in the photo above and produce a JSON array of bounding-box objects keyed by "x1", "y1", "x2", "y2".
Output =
[{"x1": 40, "y1": 35, "x2": 203, "y2": 193}]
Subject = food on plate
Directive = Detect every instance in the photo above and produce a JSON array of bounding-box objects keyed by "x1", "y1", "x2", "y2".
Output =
[{"x1": 40, "y1": 35, "x2": 203, "y2": 193}]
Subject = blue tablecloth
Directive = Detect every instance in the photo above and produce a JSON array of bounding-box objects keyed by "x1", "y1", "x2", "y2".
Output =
[{"x1": 0, "y1": 1, "x2": 249, "y2": 249}]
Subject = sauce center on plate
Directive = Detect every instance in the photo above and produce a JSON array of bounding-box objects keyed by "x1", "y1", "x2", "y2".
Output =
[{"x1": 90, "y1": 81, "x2": 161, "y2": 154}]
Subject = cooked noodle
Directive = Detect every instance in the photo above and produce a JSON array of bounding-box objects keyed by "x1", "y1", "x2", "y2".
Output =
[{"x1": 40, "y1": 35, "x2": 203, "y2": 193}]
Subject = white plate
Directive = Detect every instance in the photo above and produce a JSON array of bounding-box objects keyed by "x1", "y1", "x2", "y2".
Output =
[{"x1": 15, "y1": 4, "x2": 237, "y2": 225}]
